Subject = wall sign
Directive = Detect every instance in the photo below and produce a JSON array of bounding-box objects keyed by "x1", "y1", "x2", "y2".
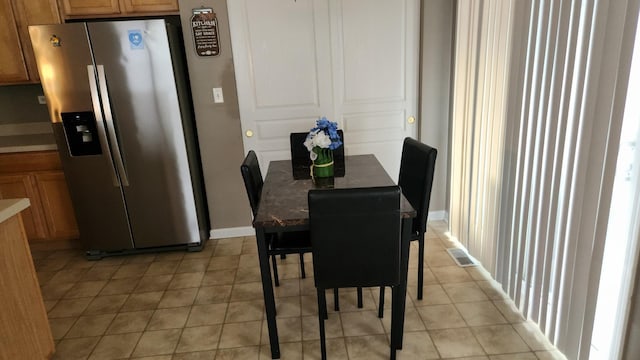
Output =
[{"x1": 191, "y1": 8, "x2": 220, "y2": 57}]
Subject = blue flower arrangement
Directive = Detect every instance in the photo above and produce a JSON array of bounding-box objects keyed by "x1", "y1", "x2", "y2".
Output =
[
  {"x1": 303, "y1": 117, "x2": 342, "y2": 178},
  {"x1": 304, "y1": 117, "x2": 343, "y2": 158}
]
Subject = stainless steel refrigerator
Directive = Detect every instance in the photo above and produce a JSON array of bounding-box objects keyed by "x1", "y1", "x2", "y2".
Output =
[{"x1": 29, "y1": 19, "x2": 209, "y2": 257}]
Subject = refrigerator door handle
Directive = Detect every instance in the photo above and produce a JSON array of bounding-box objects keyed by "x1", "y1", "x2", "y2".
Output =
[
  {"x1": 87, "y1": 65, "x2": 119, "y2": 187},
  {"x1": 96, "y1": 65, "x2": 130, "y2": 187}
]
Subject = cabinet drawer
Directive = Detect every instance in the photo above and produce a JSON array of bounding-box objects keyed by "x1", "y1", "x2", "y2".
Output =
[{"x1": 0, "y1": 150, "x2": 62, "y2": 174}]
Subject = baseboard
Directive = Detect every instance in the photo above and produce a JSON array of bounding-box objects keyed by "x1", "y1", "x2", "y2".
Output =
[
  {"x1": 210, "y1": 226, "x2": 254, "y2": 239},
  {"x1": 29, "y1": 238, "x2": 82, "y2": 251}
]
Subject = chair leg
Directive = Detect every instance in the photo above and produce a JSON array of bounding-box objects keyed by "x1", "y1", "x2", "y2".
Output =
[
  {"x1": 320, "y1": 290, "x2": 328, "y2": 320},
  {"x1": 390, "y1": 285, "x2": 399, "y2": 351},
  {"x1": 417, "y1": 236, "x2": 425, "y2": 300},
  {"x1": 334, "y1": 288, "x2": 340, "y2": 311},
  {"x1": 378, "y1": 287, "x2": 385, "y2": 318},
  {"x1": 357, "y1": 287, "x2": 363, "y2": 308},
  {"x1": 389, "y1": 286, "x2": 398, "y2": 359},
  {"x1": 299, "y1": 253, "x2": 306, "y2": 279},
  {"x1": 323, "y1": 291, "x2": 328, "y2": 320},
  {"x1": 317, "y1": 288, "x2": 328, "y2": 360},
  {"x1": 271, "y1": 254, "x2": 280, "y2": 287}
]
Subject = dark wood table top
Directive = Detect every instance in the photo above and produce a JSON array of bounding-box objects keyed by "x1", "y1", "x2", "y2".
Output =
[{"x1": 253, "y1": 154, "x2": 416, "y2": 229}]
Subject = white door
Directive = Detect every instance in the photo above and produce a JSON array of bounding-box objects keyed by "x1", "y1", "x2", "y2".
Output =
[{"x1": 228, "y1": 0, "x2": 419, "y2": 180}]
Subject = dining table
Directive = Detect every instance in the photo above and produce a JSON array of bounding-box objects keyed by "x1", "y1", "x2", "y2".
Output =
[{"x1": 252, "y1": 154, "x2": 416, "y2": 359}]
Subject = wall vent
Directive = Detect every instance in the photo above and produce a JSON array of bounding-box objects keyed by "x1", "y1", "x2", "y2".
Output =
[{"x1": 446, "y1": 248, "x2": 477, "y2": 267}]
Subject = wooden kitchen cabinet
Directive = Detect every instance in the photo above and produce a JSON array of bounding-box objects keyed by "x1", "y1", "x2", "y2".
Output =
[
  {"x1": 122, "y1": 0, "x2": 178, "y2": 13},
  {"x1": 35, "y1": 171, "x2": 79, "y2": 240},
  {"x1": 59, "y1": 0, "x2": 119, "y2": 16},
  {"x1": 0, "y1": 201, "x2": 55, "y2": 360},
  {"x1": 0, "y1": 151, "x2": 79, "y2": 245},
  {"x1": 0, "y1": 174, "x2": 47, "y2": 240},
  {"x1": 0, "y1": 0, "x2": 28, "y2": 83},
  {"x1": 0, "y1": 0, "x2": 61, "y2": 84},
  {"x1": 60, "y1": 0, "x2": 178, "y2": 18}
]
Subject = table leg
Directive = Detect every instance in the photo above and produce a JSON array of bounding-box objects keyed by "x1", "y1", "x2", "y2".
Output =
[
  {"x1": 391, "y1": 217, "x2": 412, "y2": 350},
  {"x1": 255, "y1": 228, "x2": 280, "y2": 358}
]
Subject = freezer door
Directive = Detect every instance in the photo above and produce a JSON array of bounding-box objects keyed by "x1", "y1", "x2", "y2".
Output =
[
  {"x1": 29, "y1": 24, "x2": 133, "y2": 252},
  {"x1": 88, "y1": 20, "x2": 201, "y2": 248}
]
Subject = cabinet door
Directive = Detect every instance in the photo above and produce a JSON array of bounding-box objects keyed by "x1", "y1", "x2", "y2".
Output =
[
  {"x1": 12, "y1": 0, "x2": 61, "y2": 82},
  {"x1": 0, "y1": 0, "x2": 29, "y2": 83},
  {"x1": 121, "y1": 0, "x2": 178, "y2": 13},
  {"x1": 34, "y1": 171, "x2": 79, "y2": 240},
  {"x1": 60, "y1": 0, "x2": 120, "y2": 16},
  {"x1": 0, "y1": 214, "x2": 55, "y2": 359},
  {"x1": 0, "y1": 174, "x2": 47, "y2": 240}
]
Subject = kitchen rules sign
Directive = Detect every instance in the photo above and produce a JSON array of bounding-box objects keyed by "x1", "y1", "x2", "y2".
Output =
[{"x1": 191, "y1": 8, "x2": 219, "y2": 56}]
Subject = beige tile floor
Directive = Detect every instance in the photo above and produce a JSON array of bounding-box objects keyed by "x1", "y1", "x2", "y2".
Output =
[{"x1": 31, "y1": 221, "x2": 568, "y2": 359}]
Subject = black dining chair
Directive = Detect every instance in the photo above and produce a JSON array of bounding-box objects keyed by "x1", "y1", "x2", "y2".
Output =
[
  {"x1": 240, "y1": 150, "x2": 311, "y2": 286},
  {"x1": 383, "y1": 137, "x2": 437, "y2": 301},
  {"x1": 308, "y1": 186, "x2": 403, "y2": 360},
  {"x1": 290, "y1": 130, "x2": 345, "y2": 179},
  {"x1": 290, "y1": 130, "x2": 359, "y2": 310}
]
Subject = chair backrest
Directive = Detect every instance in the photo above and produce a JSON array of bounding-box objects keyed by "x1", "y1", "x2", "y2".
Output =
[
  {"x1": 240, "y1": 150, "x2": 263, "y2": 216},
  {"x1": 290, "y1": 130, "x2": 345, "y2": 177},
  {"x1": 398, "y1": 138, "x2": 437, "y2": 236},
  {"x1": 308, "y1": 186, "x2": 402, "y2": 289},
  {"x1": 290, "y1": 132, "x2": 312, "y2": 169}
]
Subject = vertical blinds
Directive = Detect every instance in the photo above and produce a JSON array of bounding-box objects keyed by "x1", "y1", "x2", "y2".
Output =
[{"x1": 450, "y1": 0, "x2": 640, "y2": 358}]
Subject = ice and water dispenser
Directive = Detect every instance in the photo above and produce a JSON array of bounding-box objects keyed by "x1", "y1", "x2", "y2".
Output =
[{"x1": 61, "y1": 112, "x2": 102, "y2": 156}]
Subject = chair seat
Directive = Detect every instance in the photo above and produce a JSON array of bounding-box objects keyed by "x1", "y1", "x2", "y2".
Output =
[{"x1": 270, "y1": 231, "x2": 312, "y2": 253}]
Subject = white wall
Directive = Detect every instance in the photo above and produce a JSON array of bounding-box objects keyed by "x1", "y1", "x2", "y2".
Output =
[
  {"x1": 179, "y1": 1, "x2": 252, "y2": 236},
  {"x1": 420, "y1": 0, "x2": 454, "y2": 217},
  {"x1": 177, "y1": 1, "x2": 455, "y2": 235}
]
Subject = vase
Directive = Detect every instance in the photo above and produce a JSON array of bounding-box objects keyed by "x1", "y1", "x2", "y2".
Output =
[{"x1": 312, "y1": 148, "x2": 334, "y2": 187}]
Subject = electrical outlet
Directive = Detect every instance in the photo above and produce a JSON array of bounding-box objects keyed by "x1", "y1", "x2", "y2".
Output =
[
  {"x1": 37, "y1": 95, "x2": 47, "y2": 104},
  {"x1": 212, "y1": 87, "x2": 224, "y2": 103}
]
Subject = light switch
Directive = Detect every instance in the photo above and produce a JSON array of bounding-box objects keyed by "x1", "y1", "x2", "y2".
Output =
[{"x1": 212, "y1": 87, "x2": 224, "y2": 103}]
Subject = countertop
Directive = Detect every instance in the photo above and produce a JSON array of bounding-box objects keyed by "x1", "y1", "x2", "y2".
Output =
[
  {"x1": 0, "y1": 123, "x2": 57, "y2": 153},
  {"x1": 0, "y1": 198, "x2": 30, "y2": 224}
]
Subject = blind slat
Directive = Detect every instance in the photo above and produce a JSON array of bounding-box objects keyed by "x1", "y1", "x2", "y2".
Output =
[{"x1": 451, "y1": 0, "x2": 637, "y2": 357}]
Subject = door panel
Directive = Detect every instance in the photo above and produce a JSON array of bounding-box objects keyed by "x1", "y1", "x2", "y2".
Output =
[
  {"x1": 339, "y1": 0, "x2": 406, "y2": 103},
  {"x1": 88, "y1": 20, "x2": 200, "y2": 248},
  {"x1": 122, "y1": 0, "x2": 178, "y2": 13},
  {"x1": 61, "y1": 0, "x2": 120, "y2": 16},
  {"x1": 35, "y1": 171, "x2": 79, "y2": 240},
  {"x1": 0, "y1": 0, "x2": 29, "y2": 82},
  {"x1": 247, "y1": 1, "x2": 321, "y2": 108},
  {"x1": 229, "y1": 0, "x2": 419, "y2": 180},
  {"x1": 30, "y1": 24, "x2": 132, "y2": 252},
  {"x1": 332, "y1": 0, "x2": 419, "y2": 180},
  {"x1": 29, "y1": 23, "x2": 96, "y2": 122},
  {"x1": 228, "y1": 0, "x2": 333, "y2": 175}
]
